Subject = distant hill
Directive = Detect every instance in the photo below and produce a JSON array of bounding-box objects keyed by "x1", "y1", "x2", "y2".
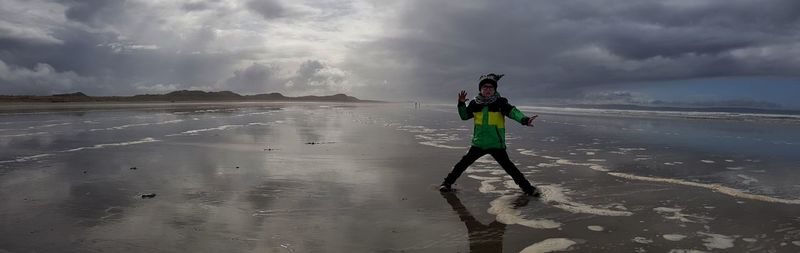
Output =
[
  {"x1": 131, "y1": 90, "x2": 244, "y2": 101},
  {"x1": 249, "y1": 92, "x2": 287, "y2": 100},
  {"x1": 294, "y1": 94, "x2": 361, "y2": 102},
  {"x1": 52, "y1": 92, "x2": 89, "y2": 97},
  {"x1": 0, "y1": 90, "x2": 380, "y2": 103}
]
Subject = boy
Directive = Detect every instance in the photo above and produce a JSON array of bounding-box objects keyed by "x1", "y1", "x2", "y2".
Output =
[{"x1": 439, "y1": 73, "x2": 541, "y2": 197}]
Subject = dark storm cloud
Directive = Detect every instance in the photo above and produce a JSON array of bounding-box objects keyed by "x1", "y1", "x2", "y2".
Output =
[
  {"x1": 0, "y1": 0, "x2": 275, "y2": 95},
  {"x1": 688, "y1": 99, "x2": 783, "y2": 109},
  {"x1": 223, "y1": 63, "x2": 283, "y2": 94},
  {"x1": 246, "y1": 0, "x2": 357, "y2": 21},
  {"x1": 0, "y1": 27, "x2": 111, "y2": 95},
  {"x1": 246, "y1": 0, "x2": 287, "y2": 20},
  {"x1": 2, "y1": 0, "x2": 364, "y2": 96},
  {"x1": 0, "y1": 24, "x2": 269, "y2": 95},
  {"x1": 3, "y1": 0, "x2": 800, "y2": 101},
  {"x1": 182, "y1": 0, "x2": 212, "y2": 12},
  {"x1": 0, "y1": 60, "x2": 92, "y2": 95},
  {"x1": 582, "y1": 91, "x2": 649, "y2": 104},
  {"x1": 0, "y1": 23, "x2": 62, "y2": 45},
  {"x1": 222, "y1": 60, "x2": 347, "y2": 95},
  {"x1": 292, "y1": 60, "x2": 325, "y2": 88},
  {"x1": 57, "y1": 0, "x2": 127, "y2": 27},
  {"x1": 344, "y1": 0, "x2": 800, "y2": 102},
  {"x1": 289, "y1": 60, "x2": 345, "y2": 92}
]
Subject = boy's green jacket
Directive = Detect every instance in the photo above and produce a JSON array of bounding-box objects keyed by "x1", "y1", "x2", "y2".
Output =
[{"x1": 458, "y1": 94, "x2": 531, "y2": 149}]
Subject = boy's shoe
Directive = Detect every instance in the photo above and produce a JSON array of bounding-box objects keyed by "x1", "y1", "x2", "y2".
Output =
[
  {"x1": 438, "y1": 184, "x2": 452, "y2": 192},
  {"x1": 523, "y1": 187, "x2": 542, "y2": 197}
]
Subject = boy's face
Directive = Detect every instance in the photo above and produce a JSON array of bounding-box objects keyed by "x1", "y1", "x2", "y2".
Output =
[{"x1": 480, "y1": 84, "x2": 496, "y2": 97}]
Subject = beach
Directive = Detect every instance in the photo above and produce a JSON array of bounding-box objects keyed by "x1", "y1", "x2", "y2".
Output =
[{"x1": 1, "y1": 102, "x2": 800, "y2": 252}]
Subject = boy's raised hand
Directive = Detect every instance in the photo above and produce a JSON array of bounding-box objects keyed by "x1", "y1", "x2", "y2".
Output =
[
  {"x1": 526, "y1": 115, "x2": 539, "y2": 126},
  {"x1": 458, "y1": 90, "x2": 468, "y2": 103}
]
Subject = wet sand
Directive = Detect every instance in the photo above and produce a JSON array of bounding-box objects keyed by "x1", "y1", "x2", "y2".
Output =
[{"x1": 1, "y1": 103, "x2": 800, "y2": 252}]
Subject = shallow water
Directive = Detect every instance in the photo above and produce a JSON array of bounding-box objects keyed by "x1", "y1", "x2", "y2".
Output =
[{"x1": 1, "y1": 102, "x2": 799, "y2": 252}]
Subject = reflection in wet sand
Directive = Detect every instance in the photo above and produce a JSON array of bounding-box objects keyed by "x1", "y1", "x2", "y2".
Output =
[{"x1": 442, "y1": 192, "x2": 531, "y2": 252}]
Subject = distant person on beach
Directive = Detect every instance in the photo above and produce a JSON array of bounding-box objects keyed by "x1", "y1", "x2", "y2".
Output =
[{"x1": 439, "y1": 73, "x2": 541, "y2": 197}]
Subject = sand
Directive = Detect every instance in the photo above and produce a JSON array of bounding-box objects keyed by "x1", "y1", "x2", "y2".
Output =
[{"x1": 2, "y1": 102, "x2": 800, "y2": 252}]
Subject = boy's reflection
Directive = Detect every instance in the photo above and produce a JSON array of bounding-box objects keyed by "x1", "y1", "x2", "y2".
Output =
[{"x1": 441, "y1": 192, "x2": 531, "y2": 252}]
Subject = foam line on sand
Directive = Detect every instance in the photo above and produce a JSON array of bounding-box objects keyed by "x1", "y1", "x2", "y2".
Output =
[
  {"x1": 520, "y1": 238, "x2": 577, "y2": 253},
  {"x1": 488, "y1": 195, "x2": 561, "y2": 229},
  {"x1": 167, "y1": 125, "x2": 244, "y2": 136},
  {"x1": 540, "y1": 184, "x2": 633, "y2": 216},
  {"x1": 519, "y1": 147, "x2": 800, "y2": 205},
  {"x1": 609, "y1": 172, "x2": 800, "y2": 205},
  {"x1": 90, "y1": 119, "x2": 184, "y2": 131},
  {"x1": 166, "y1": 123, "x2": 270, "y2": 136},
  {"x1": 0, "y1": 132, "x2": 48, "y2": 138},
  {"x1": 62, "y1": 138, "x2": 160, "y2": 152},
  {"x1": 1, "y1": 137, "x2": 159, "y2": 164},
  {"x1": 0, "y1": 153, "x2": 55, "y2": 164}
]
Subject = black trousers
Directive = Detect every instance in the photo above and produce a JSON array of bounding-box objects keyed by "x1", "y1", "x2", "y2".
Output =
[{"x1": 443, "y1": 146, "x2": 534, "y2": 191}]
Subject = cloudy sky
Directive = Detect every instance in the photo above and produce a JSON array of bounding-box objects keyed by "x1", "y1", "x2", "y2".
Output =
[{"x1": 1, "y1": 0, "x2": 799, "y2": 108}]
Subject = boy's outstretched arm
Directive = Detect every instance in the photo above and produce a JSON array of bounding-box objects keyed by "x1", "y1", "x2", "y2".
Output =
[
  {"x1": 458, "y1": 90, "x2": 473, "y2": 120},
  {"x1": 501, "y1": 100, "x2": 537, "y2": 126}
]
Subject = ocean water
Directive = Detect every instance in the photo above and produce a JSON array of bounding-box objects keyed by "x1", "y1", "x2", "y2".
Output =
[{"x1": 1, "y1": 102, "x2": 799, "y2": 252}]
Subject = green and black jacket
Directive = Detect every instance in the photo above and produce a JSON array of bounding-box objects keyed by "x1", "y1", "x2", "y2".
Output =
[{"x1": 458, "y1": 95, "x2": 531, "y2": 149}]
